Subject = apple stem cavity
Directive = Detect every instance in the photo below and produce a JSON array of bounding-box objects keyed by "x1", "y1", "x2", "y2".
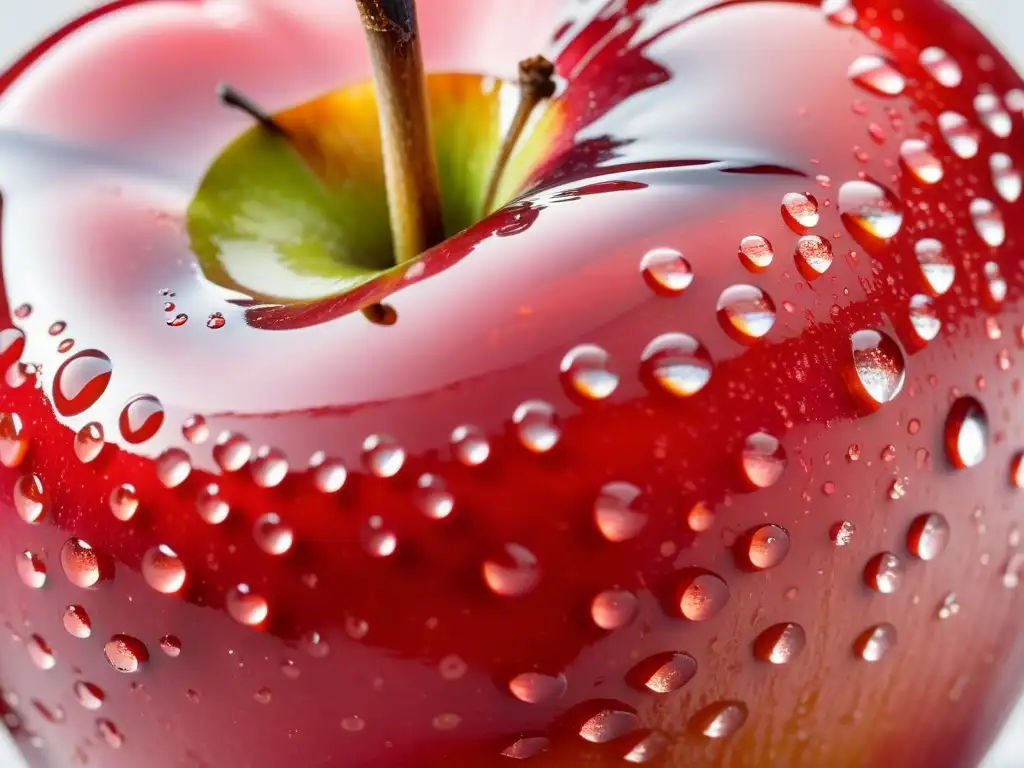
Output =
[
  {"x1": 217, "y1": 83, "x2": 287, "y2": 137},
  {"x1": 355, "y1": 0, "x2": 445, "y2": 265},
  {"x1": 482, "y1": 55, "x2": 557, "y2": 215}
]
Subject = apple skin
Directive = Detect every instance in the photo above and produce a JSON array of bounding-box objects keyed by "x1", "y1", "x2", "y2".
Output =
[{"x1": 0, "y1": 0, "x2": 1024, "y2": 766}]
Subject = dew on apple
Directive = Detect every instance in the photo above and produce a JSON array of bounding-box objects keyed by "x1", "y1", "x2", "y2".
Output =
[
  {"x1": 640, "y1": 333, "x2": 713, "y2": 397},
  {"x1": 754, "y1": 622, "x2": 806, "y2": 664},
  {"x1": 716, "y1": 285, "x2": 776, "y2": 342},
  {"x1": 482, "y1": 543, "x2": 539, "y2": 597},
  {"x1": 908, "y1": 294, "x2": 940, "y2": 342},
  {"x1": 439, "y1": 654, "x2": 466, "y2": 680},
  {"x1": 501, "y1": 737, "x2": 549, "y2": 760},
  {"x1": 0, "y1": 328, "x2": 24, "y2": 369},
  {"x1": 73, "y1": 422, "x2": 105, "y2": 463},
  {"x1": 62, "y1": 605, "x2": 91, "y2": 639},
  {"x1": 52, "y1": 349, "x2": 112, "y2": 417},
  {"x1": 61, "y1": 538, "x2": 104, "y2": 588},
  {"x1": 47, "y1": 321, "x2": 65, "y2": 336},
  {"x1": 302, "y1": 630, "x2": 331, "y2": 658},
  {"x1": 360, "y1": 515, "x2": 397, "y2": 557},
  {"x1": 623, "y1": 732, "x2": 669, "y2": 763},
  {"x1": 13, "y1": 473, "x2": 46, "y2": 523},
  {"x1": 990, "y1": 153, "x2": 1022, "y2": 202},
  {"x1": 822, "y1": 0, "x2": 857, "y2": 25},
  {"x1": 1011, "y1": 452, "x2": 1024, "y2": 488},
  {"x1": 341, "y1": 715, "x2": 367, "y2": 733},
  {"x1": 591, "y1": 589, "x2": 638, "y2": 630},
  {"x1": 142, "y1": 544, "x2": 187, "y2": 594},
  {"x1": 781, "y1": 191, "x2": 820, "y2": 231},
  {"x1": 250, "y1": 446, "x2": 289, "y2": 488},
  {"x1": 166, "y1": 313, "x2": 188, "y2": 327},
  {"x1": 677, "y1": 570, "x2": 729, "y2": 620},
  {"x1": 309, "y1": 451, "x2": 347, "y2": 493},
  {"x1": 226, "y1": 584, "x2": 269, "y2": 626},
  {"x1": 559, "y1": 344, "x2": 618, "y2": 400},
  {"x1": 914, "y1": 239, "x2": 955, "y2": 295},
  {"x1": 0, "y1": 412, "x2": 27, "y2": 468},
  {"x1": 899, "y1": 138, "x2": 944, "y2": 184},
  {"x1": 579, "y1": 708, "x2": 638, "y2": 743},
  {"x1": 740, "y1": 432, "x2": 787, "y2": 489},
  {"x1": 1008, "y1": 88, "x2": 1024, "y2": 113},
  {"x1": 450, "y1": 425, "x2": 490, "y2": 466},
  {"x1": 119, "y1": 394, "x2": 165, "y2": 444},
  {"x1": 15, "y1": 551, "x2": 46, "y2": 589},
  {"x1": 864, "y1": 552, "x2": 903, "y2": 594},
  {"x1": 907, "y1": 512, "x2": 950, "y2": 561},
  {"x1": 738, "y1": 235, "x2": 773, "y2": 272},
  {"x1": 847, "y1": 329, "x2": 906, "y2": 407},
  {"x1": 937, "y1": 592, "x2": 961, "y2": 620},
  {"x1": 513, "y1": 400, "x2": 560, "y2": 453},
  {"x1": 838, "y1": 179, "x2": 903, "y2": 240},
  {"x1": 97, "y1": 719, "x2": 124, "y2": 748},
  {"x1": 975, "y1": 90, "x2": 1012, "y2": 138},
  {"x1": 253, "y1": 512, "x2": 294, "y2": 555},
  {"x1": 416, "y1": 473, "x2": 453, "y2": 520},
  {"x1": 5, "y1": 362, "x2": 30, "y2": 389},
  {"x1": 691, "y1": 700, "x2": 748, "y2": 738},
  {"x1": 12, "y1": 303, "x2": 31, "y2": 319},
  {"x1": 686, "y1": 501, "x2": 715, "y2": 532},
  {"x1": 945, "y1": 396, "x2": 988, "y2": 468},
  {"x1": 362, "y1": 434, "x2": 405, "y2": 477},
  {"x1": 432, "y1": 713, "x2": 461, "y2": 731},
  {"x1": 854, "y1": 622, "x2": 896, "y2": 661},
  {"x1": 794, "y1": 235, "x2": 834, "y2": 279},
  {"x1": 970, "y1": 198, "x2": 1005, "y2": 247},
  {"x1": 984, "y1": 261, "x2": 1007, "y2": 303},
  {"x1": 155, "y1": 447, "x2": 192, "y2": 488},
  {"x1": 27, "y1": 635, "x2": 55, "y2": 670},
  {"x1": 830, "y1": 520, "x2": 856, "y2": 547},
  {"x1": 593, "y1": 481, "x2": 646, "y2": 542},
  {"x1": 938, "y1": 111, "x2": 979, "y2": 159},
  {"x1": 213, "y1": 430, "x2": 253, "y2": 472},
  {"x1": 207, "y1": 312, "x2": 226, "y2": 329},
  {"x1": 57, "y1": 338, "x2": 74, "y2": 353},
  {"x1": 159, "y1": 635, "x2": 182, "y2": 658},
  {"x1": 639, "y1": 247, "x2": 692, "y2": 296},
  {"x1": 108, "y1": 483, "x2": 139, "y2": 522},
  {"x1": 639, "y1": 651, "x2": 697, "y2": 693},
  {"x1": 508, "y1": 672, "x2": 566, "y2": 704},
  {"x1": 919, "y1": 47, "x2": 963, "y2": 88},
  {"x1": 745, "y1": 524, "x2": 791, "y2": 569},
  {"x1": 71, "y1": 681, "x2": 104, "y2": 712},
  {"x1": 181, "y1": 414, "x2": 209, "y2": 444},
  {"x1": 848, "y1": 54, "x2": 905, "y2": 97},
  {"x1": 196, "y1": 482, "x2": 229, "y2": 524}
]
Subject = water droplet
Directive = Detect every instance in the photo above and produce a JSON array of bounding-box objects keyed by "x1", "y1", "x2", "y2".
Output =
[
  {"x1": 482, "y1": 543, "x2": 539, "y2": 597},
  {"x1": 196, "y1": 483, "x2": 229, "y2": 524},
  {"x1": 830, "y1": 520, "x2": 856, "y2": 546},
  {"x1": 416, "y1": 474, "x2": 454, "y2": 520},
  {"x1": 899, "y1": 138, "x2": 944, "y2": 183},
  {"x1": 166, "y1": 313, "x2": 188, "y2": 327},
  {"x1": 118, "y1": 395, "x2": 164, "y2": 443},
  {"x1": 0, "y1": 413, "x2": 27, "y2": 468},
  {"x1": 250, "y1": 446, "x2": 289, "y2": 488},
  {"x1": 915, "y1": 239, "x2": 955, "y2": 295},
  {"x1": 52, "y1": 350, "x2": 112, "y2": 416},
  {"x1": 639, "y1": 248, "x2": 693, "y2": 295},
  {"x1": 1012, "y1": 453, "x2": 1024, "y2": 488},
  {"x1": 57, "y1": 338, "x2": 74, "y2": 353},
  {"x1": 450, "y1": 425, "x2": 490, "y2": 466},
  {"x1": 97, "y1": 719, "x2": 124, "y2": 748},
  {"x1": 501, "y1": 737, "x2": 549, "y2": 759},
  {"x1": 740, "y1": 432, "x2": 787, "y2": 488},
  {"x1": 846, "y1": 330, "x2": 906, "y2": 408},
  {"x1": 159, "y1": 635, "x2": 182, "y2": 657},
  {"x1": 623, "y1": 732, "x2": 669, "y2": 763},
  {"x1": 939, "y1": 112, "x2": 979, "y2": 159},
  {"x1": 945, "y1": 396, "x2": 988, "y2": 468},
  {"x1": 226, "y1": 584, "x2": 268, "y2": 626},
  {"x1": 155, "y1": 448, "x2": 191, "y2": 488},
  {"x1": 677, "y1": 570, "x2": 729, "y2": 620},
  {"x1": 213, "y1": 431, "x2": 252, "y2": 472},
  {"x1": 13, "y1": 474, "x2": 46, "y2": 523},
  {"x1": 745, "y1": 524, "x2": 791, "y2": 569},
  {"x1": 781, "y1": 192, "x2": 820, "y2": 231},
  {"x1": 181, "y1": 414, "x2": 209, "y2": 444},
  {"x1": 62, "y1": 605, "x2": 91, "y2": 638},
  {"x1": 848, "y1": 54, "x2": 905, "y2": 96},
  {"x1": 508, "y1": 672, "x2": 567, "y2": 704},
  {"x1": 16, "y1": 551, "x2": 46, "y2": 589},
  {"x1": 794, "y1": 235, "x2": 833, "y2": 279},
  {"x1": 103, "y1": 634, "x2": 147, "y2": 673},
  {"x1": 560, "y1": 344, "x2": 618, "y2": 400},
  {"x1": 937, "y1": 592, "x2": 961, "y2": 620},
  {"x1": 107, "y1": 484, "x2": 138, "y2": 521},
  {"x1": 341, "y1": 715, "x2": 367, "y2": 733},
  {"x1": 907, "y1": 512, "x2": 950, "y2": 560},
  {"x1": 252, "y1": 686, "x2": 272, "y2": 705},
  {"x1": 309, "y1": 452, "x2": 347, "y2": 493},
  {"x1": 70, "y1": 423, "x2": 104, "y2": 466},
  {"x1": 439, "y1": 654, "x2": 466, "y2": 680},
  {"x1": 738, "y1": 235, "x2": 773, "y2": 272},
  {"x1": 640, "y1": 333, "x2": 713, "y2": 397},
  {"x1": 919, "y1": 47, "x2": 963, "y2": 87},
  {"x1": 822, "y1": 0, "x2": 857, "y2": 25},
  {"x1": 591, "y1": 589, "x2": 638, "y2": 630},
  {"x1": 716, "y1": 285, "x2": 776, "y2": 341},
  {"x1": 976, "y1": 91, "x2": 1012, "y2": 137},
  {"x1": 141, "y1": 544, "x2": 186, "y2": 594},
  {"x1": 970, "y1": 198, "x2": 1005, "y2": 247},
  {"x1": 691, "y1": 701, "x2": 748, "y2": 739},
  {"x1": 12, "y1": 303, "x2": 30, "y2": 319},
  {"x1": 638, "y1": 652, "x2": 697, "y2": 693},
  {"x1": 864, "y1": 552, "x2": 903, "y2": 594},
  {"x1": 579, "y1": 709, "x2": 639, "y2": 743},
  {"x1": 253, "y1": 513, "x2": 294, "y2": 555},
  {"x1": 72, "y1": 681, "x2": 104, "y2": 711},
  {"x1": 985, "y1": 262, "x2": 1007, "y2": 303},
  {"x1": 360, "y1": 515, "x2": 397, "y2": 557},
  {"x1": 60, "y1": 538, "x2": 103, "y2": 588},
  {"x1": 854, "y1": 623, "x2": 896, "y2": 661},
  {"x1": 754, "y1": 622, "x2": 806, "y2": 663},
  {"x1": 990, "y1": 153, "x2": 1021, "y2": 203},
  {"x1": 302, "y1": 630, "x2": 331, "y2": 658},
  {"x1": 513, "y1": 401, "x2": 560, "y2": 453},
  {"x1": 432, "y1": 713, "x2": 461, "y2": 731},
  {"x1": 908, "y1": 294, "x2": 940, "y2": 343},
  {"x1": 362, "y1": 434, "x2": 405, "y2": 477},
  {"x1": 27, "y1": 635, "x2": 55, "y2": 670},
  {"x1": 687, "y1": 501, "x2": 714, "y2": 532},
  {"x1": 48, "y1": 321, "x2": 65, "y2": 336},
  {"x1": 206, "y1": 312, "x2": 225, "y2": 330},
  {"x1": 593, "y1": 482, "x2": 646, "y2": 542},
  {"x1": 839, "y1": 179, "x2": 903, "y2": 239}
]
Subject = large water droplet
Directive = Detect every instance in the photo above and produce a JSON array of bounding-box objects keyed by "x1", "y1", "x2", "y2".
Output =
[
  {"x1": 854, "y1": 623, "x2": 896, "y2": 661},
  {"x1": 482, "y1": 543, "x2": 539, "y2": 597},
  {"x1": 0, "y1": 327, "x2": 25, "y2": 369},
  {"x1": 579, "y1": 709, "x2": 639, "y2": 743},
  {"x1": 745, "y1": 524, "x2": 791, "y2": 569},
  {"x1": 754, "y1": 622, "x2": 806, "y2": 664},
  {"x1": 976, "y1": 91, "x2": 1012, "y2": 137},
  {"x1": 560, "y1": 344, "x2": 618, "y2": 400},
  {"x1": 945, "y1": 396, "x2": 987, "y2": 468},
  {"x1": 363, "y1": 434, "x2": 405, "y2": 477},
  {"x1": 27, "y1": 635, "x2": 55, "y2": 670},
  {"x1": 104, "y1": 634, "x2": 147, "y2": 673},
  {"x1": 639, "y1": 248, "x2": 693, "y2": 296},
  {"x1": 254, "y1": 513, "x2": 294, "y2": 555},
  {"x1": 830, "y1": 520, "x2": 856, "y2": 546},
  {"x1": 846, "y1": 330, "x2": 906, "y2": 408},
  {"x1": 60, "y1": 538, "x2": 104, "y2": 588},
  {"x1": 141, "y1": 544, "x2": 186, "y2": 594},
  {"x1": 155, "y1": 448, "x2": 191, "y2": 488},
  {"x1": 593, "y1": 482, "x2": 646, "y2": 542},
  {"x1": 677, "y1": 570, "x2": 729, "y2": 620},
  {"x1": 226, "y1": 584, "x2": 269, "y2": 626},
  {"x1": 848, "y1": 55, "x2": 905, "y2": 96},
  {"x1": 118, "y1": 395, "x2": 164, "y2": 443},
  {"x1": 638, "y1": 652, "x2": 697, "y2": 693},
  {"x1": 591, "y1": 589, "x2": 638, "y2": 630},
  {"x1": 310, "y1": 452, "x2": 347, "y2": 493},
  {"x1": 864, "y1": 552, "x2": 903, "y2": 594},
  {"x1": 794, "y1": 235, "x2": 833, "y2": 279},
  {"x1": 513, "y1": 401, "x2": 560, "y2": 453},
  {"x1": 52, "y1": 350, "x2": 112, "y2": 416},
  {"x1": 915, "y1": 239, "x2": 955, "y2": 295},
  {"x1": 990, "y1": 153, "x2": 1022, "y2": 203},
  {"x1": 691, "y1": 701, "x2": 748, "y2": 738},
  {"x1": 909, "y1": 294, "x2": 940, "y2": 342},
  {"x1": 196, "y1": 482, "x2": 229, "y2": 524},
  {"x1": 73, "y1": 422, "x2": 104, "y2": 463},
  {"x1": 919, "y1": 47, "x2": 962, "y2": 87},
  {"x1": 108, "y1": 484, "x2": 138, "y2": 522},
  {"x1": 899, "y1": 138, "x2": 944, "y2": 184},
  {"x1": 213, "y1": 431, "x2": 252, "y2": 472},
  {"x1": 62, "y1": 605, "x2": 91, "y2": 638},
  {"x1": 450, "y1": 425, "x2": 490, "y2": 466},
  {"x1": 716, "y1": 285, "x2": 776, "y2": 342},
  {"x1": 640, "y1": 333, "x2": 713, "y2": 397},
  {"x1": 738, "y1": 235, "x2": 773, "y2": 272},
  {"x1": 970, "y1": 198, "x2": 1005, "y2": 247},
  {"x1": 0, "y1": 413, "x2": 27, "y2": 468},
  {"x1": 839, "y1": 179, "x2": 903, "y2": 240},
  {"x1": 740, "y1": 432, "x2": 787, "y2": 489},
  {"x1": 16, "y1": 551, "x2": 46, "y2": 589},
  {"x1": 907, "y1": 512, "x2": 950, "y2": 560},
  {"x1": 13, "y1": 474, "x2": 47, "y2": 523},
  {"x1": 781, "y1": 192, "x2": 819, "y2": 231},
  {"x1": 250, "y1": 446, "x2": 289, "y2": 488},
  {"x1": 508, "y1": 672, "x2": 567, "y2": 704},
  {"x1": 939, "y1": 112, "x2": 979, "y2": 159},
  {"x1": 416, "y1": 474, "x2": 454, "y2": 520}
]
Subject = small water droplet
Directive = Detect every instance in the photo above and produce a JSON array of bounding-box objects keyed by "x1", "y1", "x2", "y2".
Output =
[
  {"x1": 839, "y1": 179, "x2": 903, "y2": 239},
  {"x1": 213, "y1": 431, "x2": 252, "y2": 472},
  {"x1": 508, "y1": 672, "x2": 567, "y2": 704},
  {"x1": 579, "y1": 709, "x2": 639, "y2": 743},
  {"x1": 939, "y1": 112, "x2": 979, "y2": 159},
  {"x1": 253, "y1": 513, "x2": 294, "y2": 555},
  {"x1": 47, "y1": 321, "x2": 65, "y2": 336},
  {"x1": 794, "y1": 235, "x2": 833, "y2": 279},
  {"x1": 360, "y1": 515, "x2": 397, "y2": 557},
  {"x1": 501, "y1": 736, "x2": 549, "y2": 759},
  {"x1": 639, "y1": 248, "x2": 693, "y2": 295},
  {"x1": 57, "y1": 338, "x2": 74, "y2": 353},
  {"x1": 73, "y1": 681, "x2": 104, "y2": 710},
  {"x1": 439, "y1": 654, "x2": 466, "y2": 680},
  {"x1": 226, "y1": 584, "x2": 268, "y2": 626},
  {"x1": 915, "y1": 239, "x2": 955, "y2": 295},
  {"x1": 27, "y1": 635, "x2": 55, "y2": 670},
  {"x1": 416, "y1": 474, "x2": 454, "y2": 520},
  {"x1": 159, "y1": 635, "x2": 182, "y2": 657},
  {"x1": 985, "y1": 262, "x2": 1007, "y2": 304},
  {"x1": 103, "y1": 634, "x2": 147, "y2": 673},
  {"x1": 513, "y1": 400, "x2": 560, "y2": 452},
  {"x1": 745, "y1": 525, "x2": 791, "y2": 569},
  {"x1": 908, "y1": 294, "x2": 940, "y2": 342},
  {"x1": 677, "y1": 570, "x2": 729, "y2": 620},
  {"x1": 302, "y1": 630, "x2": 331, "y2": 658},
  {"x1": 907, "y1": 512, "x2": 950, "y2": 560},
  {"x1": 482, "y1": 543, "x2": 539, "y2": 597},
  {"x1": 196, "y1": 483, "x2": 229, "y2": 524},
  {"x1": 62, "y1": 605, "x2": 91, "y2": 638},
  {"x1": 946, "y1": 396, "x2": 988, "y2": 468},
  {"x1": 854, "y1": 623, "x2": 896, "y2": 661},
  {"x1": 309, "y1": 452, "x2": 347, "y2": 493},
  {"x1": 623, "y1": 732, "x2": 669, "y2": 763},
  {"x1": 206, "y1": 312, "x2": 225, "y2": 330},
  {"x1": 450, "y1": 425, "x2": 490, "y2": 466},
  {"x1": 781, "y1": 191, "x2": 820, "y2": 231},
  {"x1": 97, "y1": 719, "x2": 124, "y2": 748},
  {"x1": 687, "y1": 501, "x2": 714, "y2": 532},
  {"x1": 155, "y1": 448, "x2": 191, "y2": 488},
  {"x1": 848, "y1": 54, "x2": 905, "y2": 96},
  {"x1": 16, "y1": 551, "x2": 46, "y2": 589},
  {"x1": 181, "y1": 414, "x2": 209, "y2": 444},
  {"x1": 990, "y1": 153, "x2": 1022, "y2": 203},
  {"x1": 846, "y1": 329, "x2": 906, "y2": 407},
  {"x1": 0, "y1": 413, "x2": 27, "y2": 468},
  {"x1": 716, "y1": 285, "x2": 776, "y2": 341},
  {"x1": 60, "y1": 538, "x2": 103, "y2": 588},
  {"x1": 976, "y1": 91, "x2": 1012, "y2": 137},
  {"x1": 899, "y1": 138, "x2": 943, "y2": 183},
  {"x1": 970, "y1": 198, "x2": 1005, "y2": 247},
  {"x1": 341, "y1": 715, "x2": 367, "y2": 733},
  {"x1": 166, "y1": 313, "x2": 188, "y2": 327},
  {"x1": 937, "y1": 592, "x2": 961, "y2": 620},
  {"x1": 754, "y1": 622, "x2": 806, "y2": 663},
  {"x1": 822, "y1": 0, "x2": 857, "y2": 25},
  {"x1": 830, "y1": 520, "x2": 856, "y2": 546},
  {"x1": 919, "y1": 47, "x2": 963, "y2": 87},
  {"x1": 362, "y1": 434, "x2": 405, "y2": 477},
  {"x1": 1012, "y1": 453, "x2": 1024, "y2": 488},
  {"x1": 250, "y1": 446, "x2": 289, "y2": 488},
  {"x1": 741, "y1": 432, "x2": 787, "y2": 488},
  {"x1": 253, "y1": 686, "x2": 272, "y2": 705},
  {"x1": 52, "y1": 350, "x2": 112, "y2": 416},
  {"x1": 560, "y1": 344, "x2": 618, "y2": 400},
  {"x1": 106, "y1": 484, "x2": 138, "y2": 521},
  {"x1": 641, "y1": 333, "x2": 712, "y2": 397},
  {"x1": 72, "y1": 422, "x2": 104, "y2": 463},
  {"x1": 591, "y1": 589, "x2": 638, "y2": 630},
  {"x1": 432, "y1": 713, "x2": 461, "y2": 731},
  {"x1": 593, "y1": 482, "x2": 646, "y2": 542},
  {"x1": 13, "y1": 474, "x2": 46, "y2": 524},
  {"x1": 118, "y1": 395, "x2": 164, "y2": 443},
  {"x1": 864, "y1": 552, "x2": 903, "y2": 594},
  {"x1": 738, "y1": 235, "x2": 773, "y2": 271},
  {"x1": 12, "y1": 303, "x2": 31, "y2": 319},
  {"x1": 639, "y1": 652, "x2": 697, "y2": 693},
  {"x1": 691, "y1": 701, "x2": 748, "y2": 738},
  {"x1": 141, "y1": 544, "x2": 186, "y2": 594}
]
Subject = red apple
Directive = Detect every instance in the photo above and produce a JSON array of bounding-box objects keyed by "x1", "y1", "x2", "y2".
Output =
[{"x1": 0, "y1": 0, "x2": 1023, "y2": 766}]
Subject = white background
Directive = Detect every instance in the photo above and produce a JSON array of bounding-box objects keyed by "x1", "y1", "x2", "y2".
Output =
[{"x1": 0, "y1": 1, "x2": 1021, "y2": 766}]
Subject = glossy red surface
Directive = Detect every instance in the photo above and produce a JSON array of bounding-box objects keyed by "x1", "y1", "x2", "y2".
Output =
[{"x1": 1, "y1": 0, "x2": 1024, "y2": 765}]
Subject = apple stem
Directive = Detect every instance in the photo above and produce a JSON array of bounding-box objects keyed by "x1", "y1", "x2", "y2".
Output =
[
  {"x1": 354, "y1": 0, "x2": 445, "y2": 264},
  {"x1": 217, "y1": 83, "x2": 287, "y2": 136},
  {"x1": 361, "y1": 302, "x2": 398, "y2": 325},
  {"x1": 481, "y1": 55, "x2": 556, "y2": 215}
]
